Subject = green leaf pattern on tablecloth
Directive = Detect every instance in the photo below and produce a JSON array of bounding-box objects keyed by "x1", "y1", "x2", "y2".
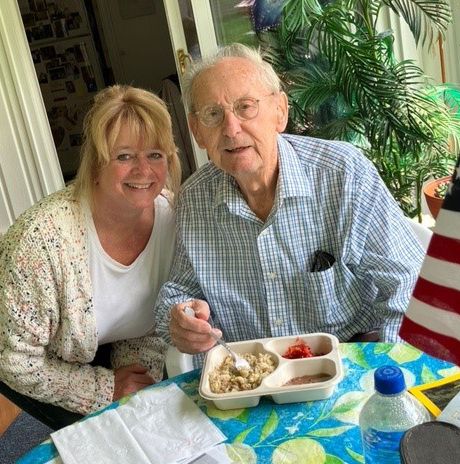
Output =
[
  {"x1": 118, "y1": 395, "x2": 132, "y2": 406},
  {"x1": 339, "y1": 344, "x2": 370, "y2": 368},
  {"x1": 421, "y1": 364, "x2": 437, "y2": 384},
  {"x1": 388, "y1": 344, "x2": 422, "y2": 364},
  {"x1": 373, "y1": 343, "x2": 392, "y2": 355},
  {"x1": 237, "y1": 408, "x2": 250, "y2": 423},
  {"x1": 325, "y1": 454, "x2": 346, "y2": 463},
  {"x1": 260, "y1": 409, "x2": 278, "y2": 441},
  {"x1": 234, "y1": 426, "x2": 256, "y2": 443},
  {"x1": 346, "y1": 447, "x2": 365, "y2": 463},
  {"x1": 331, "y1": 391, "x2": 370, "y2": 424}
]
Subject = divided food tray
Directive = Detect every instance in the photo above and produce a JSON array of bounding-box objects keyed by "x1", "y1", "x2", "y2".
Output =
[{"x1": 199, "y1": 333, "x2": 343, "y2": 410}]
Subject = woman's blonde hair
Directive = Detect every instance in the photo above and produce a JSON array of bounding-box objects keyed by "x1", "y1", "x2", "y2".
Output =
[{"x1": 73, "y1": 85, "x2": 181, "y2": 204}]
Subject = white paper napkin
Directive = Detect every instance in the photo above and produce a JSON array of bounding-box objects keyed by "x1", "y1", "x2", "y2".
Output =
[{"x1": 51, "y1": 383, "x2": 226, "y2": 464}]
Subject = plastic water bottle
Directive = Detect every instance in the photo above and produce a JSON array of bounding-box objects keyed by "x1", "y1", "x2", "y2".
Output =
[{"x1": 359, "y1": 365, "x2": 430, "y2": 464}]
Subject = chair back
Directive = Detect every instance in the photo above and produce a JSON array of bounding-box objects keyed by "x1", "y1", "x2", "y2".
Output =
[
  {"x1": 165, "y1": 345, "x2": 194, "y2": 377},
  {"x1": 407, "y1": 218, "x2": 432, "y2": 250}
]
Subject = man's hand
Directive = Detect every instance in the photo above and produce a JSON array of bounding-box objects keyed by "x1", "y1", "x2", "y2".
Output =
[
  {"x1": 113, "y1": 364, "x2": 154, "y2": 401},
  {"x1": 169, "y1": 300, "x2": 221, "y2": 354}
]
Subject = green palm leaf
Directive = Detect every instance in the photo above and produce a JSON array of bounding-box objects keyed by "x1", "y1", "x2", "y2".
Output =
[
  {"x1": 382, "y1": 0, "x2": 452, "y2": 46},
  {"x1": 261, "y1": 0, "x2": 459, "y2": 218}
]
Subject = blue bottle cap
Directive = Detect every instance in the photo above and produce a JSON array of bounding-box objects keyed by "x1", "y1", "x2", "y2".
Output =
[{"x1": 374, "y1": 365, "x2": 406, "y2": 394}]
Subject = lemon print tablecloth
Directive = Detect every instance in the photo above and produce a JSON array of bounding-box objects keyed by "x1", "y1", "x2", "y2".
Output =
[{"x1": 18, "y1": 343, "x2": 458, "y2": 464}]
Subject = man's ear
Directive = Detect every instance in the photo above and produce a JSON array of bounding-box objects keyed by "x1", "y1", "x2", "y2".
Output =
[
  {"x1": 275, "y1": 91, "x2": 289, "y2": 133},
  {"x1": 188, "y1": 115, "x2": 206, "y2": 149}
]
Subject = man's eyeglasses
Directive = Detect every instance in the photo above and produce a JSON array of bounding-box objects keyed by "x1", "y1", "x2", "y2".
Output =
[{"x1": 193, "y1": 93, "x2": 275, "y2": 128}]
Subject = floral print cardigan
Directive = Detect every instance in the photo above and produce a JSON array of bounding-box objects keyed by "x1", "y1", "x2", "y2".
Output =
[{"x1": 0, "y1": 186, "x2": 167, "y2": 414}]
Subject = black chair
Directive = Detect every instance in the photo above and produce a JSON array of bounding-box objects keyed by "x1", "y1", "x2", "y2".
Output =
[
  {"x1": 0, "y1": 381, "x2": 82, "y2": 430},
  {"x1": 347, "y1": 329, "x2": 380, "y2": 343}
]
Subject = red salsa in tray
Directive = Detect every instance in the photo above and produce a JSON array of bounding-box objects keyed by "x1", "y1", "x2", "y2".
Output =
[{"x1": 283, "y1": 337, "x2": 315, "y2": 359}]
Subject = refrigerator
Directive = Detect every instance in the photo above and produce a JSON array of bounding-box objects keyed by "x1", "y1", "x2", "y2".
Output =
[{"x1": 18, "y1": 0, "x2": 105, "y2": 180}]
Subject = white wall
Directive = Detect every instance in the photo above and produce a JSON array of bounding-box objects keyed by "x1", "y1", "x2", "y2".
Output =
[
  {"x1": 0, "y1": 0, "x2": 63, "y2": 234},
  {"x1": 387, "y1": 1, "x2": 460, "y2": 85},
  {"x1": 444, "y1": 2, "x2": 460, "y2": 83}
]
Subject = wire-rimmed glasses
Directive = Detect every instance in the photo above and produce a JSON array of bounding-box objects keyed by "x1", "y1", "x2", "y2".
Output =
[{"x1": 193, "y1": 93, "x2": 275, "y2": 128}]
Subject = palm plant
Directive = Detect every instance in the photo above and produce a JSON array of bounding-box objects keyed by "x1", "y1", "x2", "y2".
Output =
[{"x1": 262, "y1": 0, "x2": 460, "y2": 219}]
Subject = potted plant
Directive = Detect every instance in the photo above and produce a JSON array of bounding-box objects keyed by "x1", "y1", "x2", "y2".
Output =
[
  {"x1": 261, "y1": 0, "x2": 460, "y2": 221},
  {"x1": 423, "y1": 175, "x2": 451, "y2": 219}
]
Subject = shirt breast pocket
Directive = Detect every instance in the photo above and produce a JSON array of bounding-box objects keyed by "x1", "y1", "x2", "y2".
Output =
[{"x1": 301, "y1": 262, "x2": 361, "y2": 329}]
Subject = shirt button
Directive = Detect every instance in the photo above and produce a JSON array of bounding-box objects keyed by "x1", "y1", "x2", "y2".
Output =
[
  {"x1": 268, "y1": 272, "x2": 277, "y2": 280},
  {"x1": 275, "y1": 318, "x2": 283, "y2": 327}
]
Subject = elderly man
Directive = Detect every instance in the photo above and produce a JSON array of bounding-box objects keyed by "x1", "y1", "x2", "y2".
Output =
[{"x1": 155, "y1": 43, "x2": 424, "y2": 357}]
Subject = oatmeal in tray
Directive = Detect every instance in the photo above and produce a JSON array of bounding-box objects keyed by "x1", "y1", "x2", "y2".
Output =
[
  {"x1": 209, "y1": 352, "x2": 276, "y2": 393},
  {"x1": 200, "y1": 334, "x2": 343, "y2": 410}
]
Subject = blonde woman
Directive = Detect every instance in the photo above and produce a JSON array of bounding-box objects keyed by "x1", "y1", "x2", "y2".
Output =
[{"x1": 0, "y1": 85, "x2": 181, "y2": 429}]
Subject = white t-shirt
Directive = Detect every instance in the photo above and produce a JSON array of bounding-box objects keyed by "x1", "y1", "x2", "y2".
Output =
[{"x1": 87, "y1": 195, "x2": 175, "y2": 344}]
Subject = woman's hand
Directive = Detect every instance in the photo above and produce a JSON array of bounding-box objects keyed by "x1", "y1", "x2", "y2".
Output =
[
  {"x1": 113, "y1": 364, "x2": 154, "y2": 401},
  {"x1": 169, "y1": 299, "x2": 221, "y2": 354}
]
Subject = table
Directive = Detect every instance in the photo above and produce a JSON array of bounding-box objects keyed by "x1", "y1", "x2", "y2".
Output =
[{"x1": 18, "y1": 343, "x2": 459, "y2": 464}]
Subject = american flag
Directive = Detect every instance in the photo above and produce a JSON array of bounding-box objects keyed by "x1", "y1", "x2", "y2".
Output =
[{"x1": 399, "y1": 156, "x2": 460, "y2": 365}]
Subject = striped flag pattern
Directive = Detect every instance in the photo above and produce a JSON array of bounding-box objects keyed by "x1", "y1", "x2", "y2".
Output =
[{"x1": 399, "y1": 156, "x2": 460, "y2": 365}]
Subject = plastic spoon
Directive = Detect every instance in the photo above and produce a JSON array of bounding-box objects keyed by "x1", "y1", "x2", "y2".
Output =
[{"x1": 183, "y1": 306, "x2": 251, "y2": 371}]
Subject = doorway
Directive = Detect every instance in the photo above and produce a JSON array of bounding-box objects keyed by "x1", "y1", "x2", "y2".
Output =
[{"x1": 17, "y1": 0, "x2": 195, "y2": 182}]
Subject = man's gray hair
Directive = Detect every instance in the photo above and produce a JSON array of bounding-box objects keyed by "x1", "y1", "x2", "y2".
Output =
[{"x1": 182, "y1": 43, "x2": 282, "y2": 112}]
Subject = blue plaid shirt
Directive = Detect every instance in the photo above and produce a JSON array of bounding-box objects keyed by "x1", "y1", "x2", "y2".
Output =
[{"x1": 156, "y1": 134, "x2": 424, "y2": 345}]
